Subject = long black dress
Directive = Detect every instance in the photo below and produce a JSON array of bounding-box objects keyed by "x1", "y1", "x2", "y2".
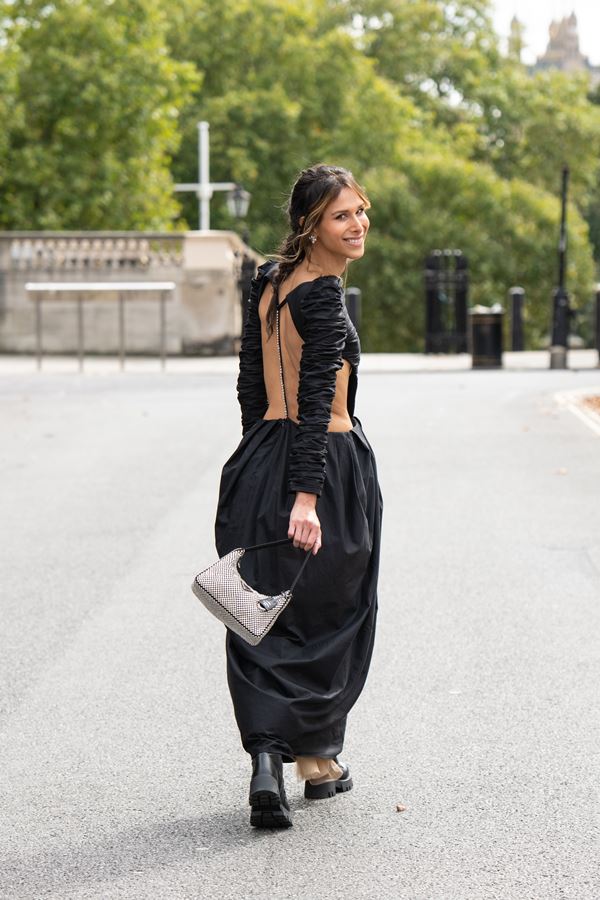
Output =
[{"x1": 214, "y1": 261, "x2": 383, "y2": 763}]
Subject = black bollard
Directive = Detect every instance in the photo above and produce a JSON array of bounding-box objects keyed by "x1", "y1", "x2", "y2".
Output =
[
  {"x1": 238, "y1": 253, "x2": 256, "y2": 334},
  {"x1": 550, "y1": 286, "x2": 570, "y2": 368},
  {"x1": 509, "y1": 286, "x2": 525, "y2": 351}
]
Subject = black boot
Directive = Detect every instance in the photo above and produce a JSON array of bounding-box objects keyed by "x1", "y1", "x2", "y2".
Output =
[
  {"x1": 249, "y1": 752, "x2": 292, "y2": 828},
  {"x1": 304, "y1": 759, "x2": 353, "y2": 800}
]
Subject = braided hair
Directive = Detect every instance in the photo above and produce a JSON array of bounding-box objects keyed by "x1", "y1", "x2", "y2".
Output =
[{"x1": 265, "y1": 164, "x2": 369, "y2": 337}]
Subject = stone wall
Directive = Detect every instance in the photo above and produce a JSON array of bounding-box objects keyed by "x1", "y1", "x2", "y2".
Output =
[{"x1": 0, "y1": 230, "x2": 261, "y2": 355}]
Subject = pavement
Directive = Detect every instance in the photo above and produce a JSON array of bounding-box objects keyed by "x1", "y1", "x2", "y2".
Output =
[
  {"x1": 1, "y1": 361, "x2": 600, "y2": 899},
  {"x1": 0, "y1": 348, "x2": 598, "y2": 375}
]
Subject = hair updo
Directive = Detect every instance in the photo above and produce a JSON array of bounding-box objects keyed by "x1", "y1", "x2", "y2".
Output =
[{"x1": 265, "y1": 164, "x2": 369, "y2": 336}]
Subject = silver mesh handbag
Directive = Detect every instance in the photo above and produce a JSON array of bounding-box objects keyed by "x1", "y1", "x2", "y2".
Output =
[{"x1": 191, "y1": 538, "x2": 312, "y2": 646}]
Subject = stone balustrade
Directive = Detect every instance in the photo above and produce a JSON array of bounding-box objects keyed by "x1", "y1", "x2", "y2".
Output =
[
  {"x1": 5, "y1": 233, "x2": 184, "y2": 272},
  {"x1": 0, "y1": 231, "x2": 261, "y2": 356}
]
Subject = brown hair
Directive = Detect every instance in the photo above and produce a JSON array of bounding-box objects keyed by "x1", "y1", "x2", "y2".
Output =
[{"x1": 266, "y1": 164, "x2": 369, "y2": 336}]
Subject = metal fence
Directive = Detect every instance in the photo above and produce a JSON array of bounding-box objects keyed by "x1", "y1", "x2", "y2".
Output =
[{"x1": 25, "y1": 281, "x2": 176, "y2": 370}]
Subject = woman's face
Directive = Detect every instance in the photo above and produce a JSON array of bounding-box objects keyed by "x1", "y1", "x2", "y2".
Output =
[{"x1": 313, "y1": 186, "x2": 370, "y2": 262}]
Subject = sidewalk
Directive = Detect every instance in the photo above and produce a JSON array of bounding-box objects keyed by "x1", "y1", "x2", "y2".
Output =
[{"x1": 0, "y1": 348, "x2": 598, "y2": 375}]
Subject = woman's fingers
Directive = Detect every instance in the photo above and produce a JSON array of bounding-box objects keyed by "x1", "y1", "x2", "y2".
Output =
[
  {"x1": 298, "y1": 523, "x2": 312, "y2": 548},
  {"x1": 288, "y1": 519, "x2": 321, "y2": 553},
  {"x1": 288, "y1": 495, "x2": 321, "y2": 553}
]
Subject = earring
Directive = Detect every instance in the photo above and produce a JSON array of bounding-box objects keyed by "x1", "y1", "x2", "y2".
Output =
[{"x1": 309, "y1": 234, "x2": 317, "y2": 244}]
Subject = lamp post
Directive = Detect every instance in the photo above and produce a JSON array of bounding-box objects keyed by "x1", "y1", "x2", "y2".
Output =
[
  {"x1": 226, "y1": 184, "x2": 251, "y2": 220},
  {"x1": 550, "y1": 165, "x2": 570, "y2": 369},
  {"x1": 227, "y1": 183, "x2": 254, "y2": 323},
  {"x1": 226, "y1": 184, "x2": 252, "y2": 245},
  {"x1": 174, "y1": 121, "x2": 248, "y2": 231}
]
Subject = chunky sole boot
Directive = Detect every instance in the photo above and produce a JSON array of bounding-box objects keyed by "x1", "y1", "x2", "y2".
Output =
[
  {"x1": 249, "y1": 752, "x2": 292, "y2": 828},
  {"x1": 304, "y1": 762, "x2": 353, "y2": 800}
]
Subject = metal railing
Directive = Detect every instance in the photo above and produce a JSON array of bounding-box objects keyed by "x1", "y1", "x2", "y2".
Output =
[{"x1": 25, "y1": 281, "x2": 176, "y2": 371}]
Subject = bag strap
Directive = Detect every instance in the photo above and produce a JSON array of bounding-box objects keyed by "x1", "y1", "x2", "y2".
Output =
[{"x1": 244, "y1": 536, "x2": 312, "y2": 591}]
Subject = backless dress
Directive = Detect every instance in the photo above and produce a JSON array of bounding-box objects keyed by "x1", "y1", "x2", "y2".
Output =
[{"x1": 214, "y1": 260, "x2": 383, "y2": 763}]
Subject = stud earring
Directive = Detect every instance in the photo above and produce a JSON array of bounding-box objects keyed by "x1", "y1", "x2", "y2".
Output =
[{"x1": 309, "y1": 234, "x2": 317, "y2": 244}]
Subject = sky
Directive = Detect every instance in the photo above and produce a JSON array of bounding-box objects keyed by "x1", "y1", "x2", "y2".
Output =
[{"x1": 491, "y1": 0, "x2": 600, "y2": 66}]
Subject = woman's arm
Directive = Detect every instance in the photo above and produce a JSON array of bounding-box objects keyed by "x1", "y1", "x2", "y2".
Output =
[
  {"x1": 236, "y1": 265, "x2": 271, "y2": 434},
  {"x1": 287, "y1": 277, "x2": 347, "y2": 495}
]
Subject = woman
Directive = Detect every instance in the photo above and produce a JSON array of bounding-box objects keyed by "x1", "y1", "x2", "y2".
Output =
[{"x1": 215, "y1": 164, "x2": 383, "y2": 829}]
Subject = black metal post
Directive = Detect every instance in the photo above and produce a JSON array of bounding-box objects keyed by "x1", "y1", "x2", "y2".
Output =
[
  {"x1": 425, "y1": 252, "x2": 442, "y2": 353},
  {"x1": 239, "y1": 254, "x2": 256, "y2": 333},
  {"x1": 118, "y1": 292, "x2": 125, "y2": 371},
  {"x1": 425, "y1": 250, "x2": 468, "y2": 353},
  {"x1": 76, "y1": 295, "x2": 84, "y2": 372},
  {"x1": 509, "y1": 286, "x2": 525, "y2": 351},
  {"x1": 550, "y1": 165, "x2": 570, "y2": 368},
  {"x1": 160, "y1": 291, "x2": 166, "y2": 370},
  {"x1": 454, "y1": 252, "x2": 468, "y2": 353},
  {"x1": 345, "y1": 287, "x2": 362, "y2": 332},
  {"x1": 35, "y1": 296, "x2": 43, "y2": 371}
]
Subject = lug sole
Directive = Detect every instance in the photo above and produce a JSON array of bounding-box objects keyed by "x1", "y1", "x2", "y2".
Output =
[
  {"x1": 249, "y1": 789, "x2": 293, "y2": 828},
  {"x1": 304, "y1": 775, "x2": 354, "y2": 800}
]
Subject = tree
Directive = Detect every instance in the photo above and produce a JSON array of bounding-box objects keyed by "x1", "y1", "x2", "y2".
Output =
[
  {"x1": 2, "y1": 0, "x2": 597, "y2": 351},
  {"x1": 466, "y1": 68, "x2": 600, "y2": 205},
  {"x1": 347, "y1": 0, "x2": 501, "y2": 118},
  {"x1": 166, "y1": 0, "x2": 423, "y2": 242},
  {"x1": 0, "y1": 42, "x2": 21, "y2": 196},
  {"x1": 0, "y1": 0, "x2": 198, "y2": 229},
  {"x1": 351, "y1": 155, "x2": 595, "y2": 351}
]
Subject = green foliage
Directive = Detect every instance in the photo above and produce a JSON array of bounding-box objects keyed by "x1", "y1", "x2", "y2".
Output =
[
  {"x1": 349, "y1": 1, "x2": 600, "y2": 289},
  {"x1": 352, "y1": 156, "x2": 595, "y2": 351},
  {"x1": 465, "y1": 68, "x2": 600, "y2": 203},
  {"x1": 0, "y1": 0, "x2": 198, "y2": 229},
  {"x1": 0, "y1": 42, "x2": 21, "y2": 186},
  {"x1": 166, "y1": 0, "x2": 423, "y2": 241},
  {"x1": 349, "y1": 0, "x2": 500, "y2": 103},
  {"x1": 1, "y1": 0, "x2": 598, "y2": 348}
]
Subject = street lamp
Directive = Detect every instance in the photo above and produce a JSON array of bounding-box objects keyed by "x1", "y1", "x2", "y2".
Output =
[
  {"x1": 227, "y1": 183, "x2": 251, "y2": 245},
  {"x1": 174, "y1": 121, "x2": 251, "y2": 231},
  {"x1": 226, "y1": 183, "x2": 254, "y2": 323},
  {"x1": 226, "y1": 184, "x2": 251, "y2": 220}
]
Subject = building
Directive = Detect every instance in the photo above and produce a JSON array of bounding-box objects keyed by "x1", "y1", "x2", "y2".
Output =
[{"x1": 527, "y1": 12, "x2": 600, "y2": 87}]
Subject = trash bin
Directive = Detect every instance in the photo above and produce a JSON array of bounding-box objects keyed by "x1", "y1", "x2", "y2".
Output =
[{"x1": 468, "y1": 304, "x2": 504, "y2": 368}]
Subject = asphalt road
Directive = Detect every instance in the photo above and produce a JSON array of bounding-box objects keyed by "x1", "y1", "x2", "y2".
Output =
[{"x1": 1, "y1": 364, "x2": 599, "y2": 900}]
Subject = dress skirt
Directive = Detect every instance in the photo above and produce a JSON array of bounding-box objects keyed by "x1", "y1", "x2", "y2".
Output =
[{"x1": 214, "y1": 416, "x2": 383, "y2": 763}]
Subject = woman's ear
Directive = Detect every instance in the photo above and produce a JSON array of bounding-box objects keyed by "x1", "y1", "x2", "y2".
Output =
[{"x1": 298, "y1": 216, "x2": 305, "y2": 228}]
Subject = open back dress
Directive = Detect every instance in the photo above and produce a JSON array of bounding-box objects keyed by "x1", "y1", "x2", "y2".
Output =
[{"x1": 214, "y1": 260, "x2": 383, "y2": 765}]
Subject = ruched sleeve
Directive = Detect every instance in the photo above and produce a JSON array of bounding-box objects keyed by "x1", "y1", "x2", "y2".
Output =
[
  {"x1": 288, "y1": 277, "x2": 346, "y2": 495},
  {"x1": 236, "y1": 263, "x2": 272, "y2": 434}
]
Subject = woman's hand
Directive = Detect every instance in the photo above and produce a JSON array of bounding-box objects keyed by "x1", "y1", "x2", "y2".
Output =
[{"x1": 288, "y1": 491, "x2": 322, "y2": 555}]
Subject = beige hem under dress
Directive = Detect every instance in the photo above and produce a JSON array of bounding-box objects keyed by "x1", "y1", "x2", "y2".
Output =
[{"x1": 294, "y1": 756, "x2": 343, "y2": 784}]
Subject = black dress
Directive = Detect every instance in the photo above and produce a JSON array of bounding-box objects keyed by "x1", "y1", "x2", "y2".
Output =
[{"x1": 214, "y1": 261, "x2": 383, "y2": 763}]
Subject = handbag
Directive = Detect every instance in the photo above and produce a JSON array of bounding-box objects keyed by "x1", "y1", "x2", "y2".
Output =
[
  {"x1": 192, "y1": 273, "x2": 312, "y2": 645},
  {"x1": 191, "y1": 538, "x2": 311, "y2": 645}
]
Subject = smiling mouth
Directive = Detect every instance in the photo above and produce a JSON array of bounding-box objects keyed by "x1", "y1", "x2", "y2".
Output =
[{"x1": 344, "y1": 236, "x2": 364, "y2": 245}]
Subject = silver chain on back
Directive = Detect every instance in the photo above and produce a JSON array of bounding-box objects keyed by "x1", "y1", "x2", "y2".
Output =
[{"x1": 275, "y1": 303, "x2": 289, "y2": 419}]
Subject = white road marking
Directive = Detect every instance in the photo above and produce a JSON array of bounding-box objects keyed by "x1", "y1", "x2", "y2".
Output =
[{"x1": 554, "y1": 387, "x2": 600, "y2": 438}]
